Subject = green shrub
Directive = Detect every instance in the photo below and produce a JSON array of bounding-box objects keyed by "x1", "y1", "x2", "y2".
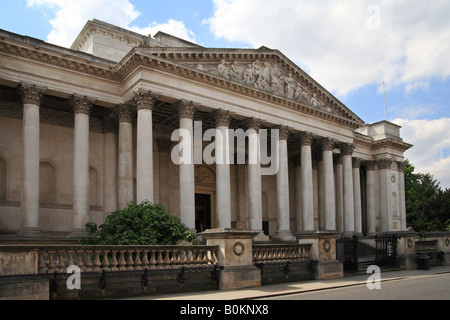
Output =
[{"x1": 79, "y1": 201, "x2": 196, "y2": 245}]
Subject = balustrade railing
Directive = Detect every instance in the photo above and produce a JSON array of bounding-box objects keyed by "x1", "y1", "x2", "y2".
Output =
[
  {"x1": 252, "y1": 244, "x2": 312, "y2": 264},
  {"x1": 34, "y1": 245, "x2": 219, "y2": 274}
]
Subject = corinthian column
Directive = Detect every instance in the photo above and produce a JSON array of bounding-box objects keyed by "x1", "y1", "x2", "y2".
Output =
[
  {"x1": 353, "y1": 157, "x2": 363, "y2": 234},
  {"x1": 69, "y1": 95, "x2": 94, "y2": 238},
  {"x1": 273, "y1": 125, "x2": 295, "y2": 241},
  {"x1": 118, "y1": 104, "x2": 135, "y2": 209},
  {"x1": 17, "y1": 83, "x2": 46, "y2": 238},
  {"x1": 320, "y1": 137, "x2": 336, "y2": 232},
  {"x1": 245, "y1": 118, "x2": 268, "y2": 241},
  {"x1": 133, "y1": 89, "x2": 159, "y2": 204},
  {"x1": 340, "y1": 143, "x2": 355, "y2": 235},
  {"x1": 299, "y1": 132, "x2": 315, "y2": 233},
  {"x1": 365, "y1": 160, "x2": 377, "y2": 235},
  {"x1": 177, "y1": 100, "x2": 197, "y2": 231},
  {"x1": 214, "y1": 109, "x2": 232, "y2": 229}
]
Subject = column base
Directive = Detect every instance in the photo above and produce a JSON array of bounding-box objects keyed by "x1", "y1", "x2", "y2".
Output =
[
  {"x1": 67, "y1": 228, "x2": 89, "y2": 239},
  {"x1": 272, "y1": 230, "x2": 296, "y2": 242},
  {"x1": 252, "y1": 231, "x2": 270, "y2": 243},
  {"x1": 16, "y1": 227, "x2": 44, "y2": 239}
]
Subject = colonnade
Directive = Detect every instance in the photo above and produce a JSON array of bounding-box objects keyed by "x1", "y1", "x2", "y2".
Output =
[{"x1": 15, "y1": 84, "x2": 405, "y2": 239}]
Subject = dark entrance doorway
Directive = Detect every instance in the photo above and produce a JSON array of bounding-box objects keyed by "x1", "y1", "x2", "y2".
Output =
[{"x1": 195, "y1": 193, "x2": 212, "y2": 233}]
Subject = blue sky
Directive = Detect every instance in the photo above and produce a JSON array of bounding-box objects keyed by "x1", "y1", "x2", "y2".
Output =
[{"x1": 1, "y1": 0, "x2": 450, "y2": 187}]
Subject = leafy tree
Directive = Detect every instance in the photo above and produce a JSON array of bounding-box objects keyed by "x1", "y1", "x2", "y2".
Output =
[
  {"x1": 79, "y1": 201, "x2": 197, "y2": 245},
  {"x1": 405, "y1": 160, "x2": 450, "y2": 233}
]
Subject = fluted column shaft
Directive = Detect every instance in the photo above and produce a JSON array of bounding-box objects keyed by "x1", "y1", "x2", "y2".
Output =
[
  {"x1": 353, "y1": 158, "x2": 362, "y2": 234},
  {"x1": 70, "y1": 95, "x2": 94, "y2": 237},
  {"x1": 366, "y1": 161, "x2": 377, "y2": 234},
  {"x1": 341, "y1": 143, "x2": 355, "y2": 234},
  {"x1": 247, "y1": 119, "x2": 263, "y2": 233},
  {"x1": 274, "y1": 126, "x2": 295, "y2": 241},
  {"x1": 17, "y1": 83, "x2": 46, "y2": 238},
  {"x1": 178, "y1": 101, "x2": 197, "y2": 231},
  {"x1": 299, "y1": 132, "x2": 315, "y2": 232},
  {"x1": 118, "y1": 104, "x2": 135, "y2": 209},
  {"x1": 214, "y1": 109, "x2": 232, "y2": 229},
  {"x1": 321, "y1": 138, "x2": 336, "y2": 231},
  {"x1": 134, "y1": 90, "x2": 159, "y2": 204}
]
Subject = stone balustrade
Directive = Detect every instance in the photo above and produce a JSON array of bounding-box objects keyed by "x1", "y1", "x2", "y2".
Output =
[
  {"x1": 36, "y1": 245, "x2": 220, "y2": 274},
  {"x1": 252, "y1": 244, "x2": 312, "y2": 264}
]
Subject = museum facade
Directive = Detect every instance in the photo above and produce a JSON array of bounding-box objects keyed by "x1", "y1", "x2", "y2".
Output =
[{"x1": 0, "y1": 19, "x2": 412, "y2": 240}]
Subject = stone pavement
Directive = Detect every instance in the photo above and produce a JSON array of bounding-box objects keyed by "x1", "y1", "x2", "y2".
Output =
[{"x1": 131, "y1": 265, "x2": 450, "y2": 300}]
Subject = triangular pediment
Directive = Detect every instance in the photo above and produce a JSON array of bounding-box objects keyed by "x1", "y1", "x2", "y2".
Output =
[{"x1": 131, "y1": 46, "x2": 364, "y2": 126}]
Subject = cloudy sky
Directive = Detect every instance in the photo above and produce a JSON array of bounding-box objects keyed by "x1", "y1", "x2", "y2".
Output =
[{"x1": 1, "y1": 0, "x2": 450, "y2": 187}]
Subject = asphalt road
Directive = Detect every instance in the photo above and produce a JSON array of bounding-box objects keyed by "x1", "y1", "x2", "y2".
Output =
[{"x1": 257, "y1": 273, "x2": 450, "y2": 300}]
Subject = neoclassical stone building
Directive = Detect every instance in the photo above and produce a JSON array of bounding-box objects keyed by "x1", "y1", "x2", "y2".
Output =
[{"x1": 0, "y1": 19, "x2": 412, "y2": 240}]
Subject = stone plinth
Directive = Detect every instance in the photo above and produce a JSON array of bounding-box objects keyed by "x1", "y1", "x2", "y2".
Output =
[
  {"x1": 395, "y1": 231, "x2": 419, "y2": 270},
  {"x1": 201, "y1": 228, "x2": 261, "y2": 290},
  {"x1": 297, "y1": 232, "x2": 343, "y2": 280}
]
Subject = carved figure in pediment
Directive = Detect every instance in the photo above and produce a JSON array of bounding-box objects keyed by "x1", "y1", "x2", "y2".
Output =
[
  {"x1": 218, "y1": 59, "x2": 230, "y2": 79},
  {"x1": 311, "y1": 93, "x2": 323, "y2": 108},
  {"x1": 284, "y1": 73, "x2": 296, "y2": 99},
  {"x1": 270, "y1": 66, "x2": 284, "y2": 94},
  {"x1": 229, "y1": 61, "x2": 241, "y2": 79},
  {"x1": 243, "y1": 63, "x2": 255, "y2": 84}
]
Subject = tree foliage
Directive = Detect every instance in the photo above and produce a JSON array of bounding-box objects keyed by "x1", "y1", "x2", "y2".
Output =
[
  {"x1": 405, "y1": 160, "x2": 450, "y2": 233},
  {"x1": 79, "y1": 201, "x2": 197, "y2": 245}
]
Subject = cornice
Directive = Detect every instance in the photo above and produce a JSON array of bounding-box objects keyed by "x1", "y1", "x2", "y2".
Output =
[{"x1": 0, "y1": 35, "x2": 363, "y2": 130}]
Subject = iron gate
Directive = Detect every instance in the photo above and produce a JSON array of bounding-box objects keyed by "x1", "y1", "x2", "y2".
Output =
[
  {"x1": 375, "y1": 234, "x2": 398, "y2": 268},
  {"x1": 337, "y1": 235, "x2": 359, "y2": 272}
]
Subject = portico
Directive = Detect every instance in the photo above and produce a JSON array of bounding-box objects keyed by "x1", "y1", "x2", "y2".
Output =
[{"x1": 0, "y1": 19, "x2": 412, "y2": 240}]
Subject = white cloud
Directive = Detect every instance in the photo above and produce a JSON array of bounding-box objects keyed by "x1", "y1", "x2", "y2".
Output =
[
  {"x1": 206, "y1": 0, "x2": 450, "y2": 98},
  {"x1": 26, "y1": 0, "x2": 196, "y2": 47},
  {"x1": 393, "y1": 118, "x2": 450, "y2": 188}
]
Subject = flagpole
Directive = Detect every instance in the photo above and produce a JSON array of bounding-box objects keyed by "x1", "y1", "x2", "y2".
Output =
[{"x1": 383, "y1": 82, "x2": 387, "y2": 121}]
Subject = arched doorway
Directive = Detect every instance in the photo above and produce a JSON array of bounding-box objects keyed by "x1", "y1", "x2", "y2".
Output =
[{"x1": 194, "y1": 165, "x2": 216, "y2": 233}]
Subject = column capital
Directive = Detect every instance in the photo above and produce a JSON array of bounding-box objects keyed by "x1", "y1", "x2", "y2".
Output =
[
  {"x1": 212, "y1": 109, "x2": 233, "y2": 128},
  {"x1": 71, "y1": 94, "x2": 95, "y2": 115},
  {"x1": 397, "y1": 161, "x2": 406, "y2": 172},
  {"x1": 177, "y1": 99, "x2": 198, "y2": 119},
  {"x1": 319, "y1": 137, "x2": 336, "y2": 151},
  {"x1": 118, "y1": 104, "x2": 135, "y2": 123},
  {"x1": 242, "y1": 117, "x2": 264, "y2": 132},
  {"x1": 276, "y1": 125, "x2": 291, "y2": 141},
  {"x1": 132, "y1": 89, "x2": 160, "y2": 111},
  {"x1": 377, "y1": 158, "x2": 393, "y2": 169},
  {"x1": 298, "y1": 131, "x2": 315, "y2": 146},
  {"x1": 352, "y1": 157, "x2": 363, "y2": 169},
  {"x1": 19, "y1": 83, "x2": 47, "y2": 105},
  {"x1": 365, "y1": 160, "x2": 377, "y2": 171},
  {"x1": 339, "y1": 143, "x2": 356, "y2": 156}
]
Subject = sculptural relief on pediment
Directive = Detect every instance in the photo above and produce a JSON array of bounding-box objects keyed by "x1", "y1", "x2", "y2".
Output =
[{"x1": 189, "y1": 59, "x2": 336, "y2": 114}]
